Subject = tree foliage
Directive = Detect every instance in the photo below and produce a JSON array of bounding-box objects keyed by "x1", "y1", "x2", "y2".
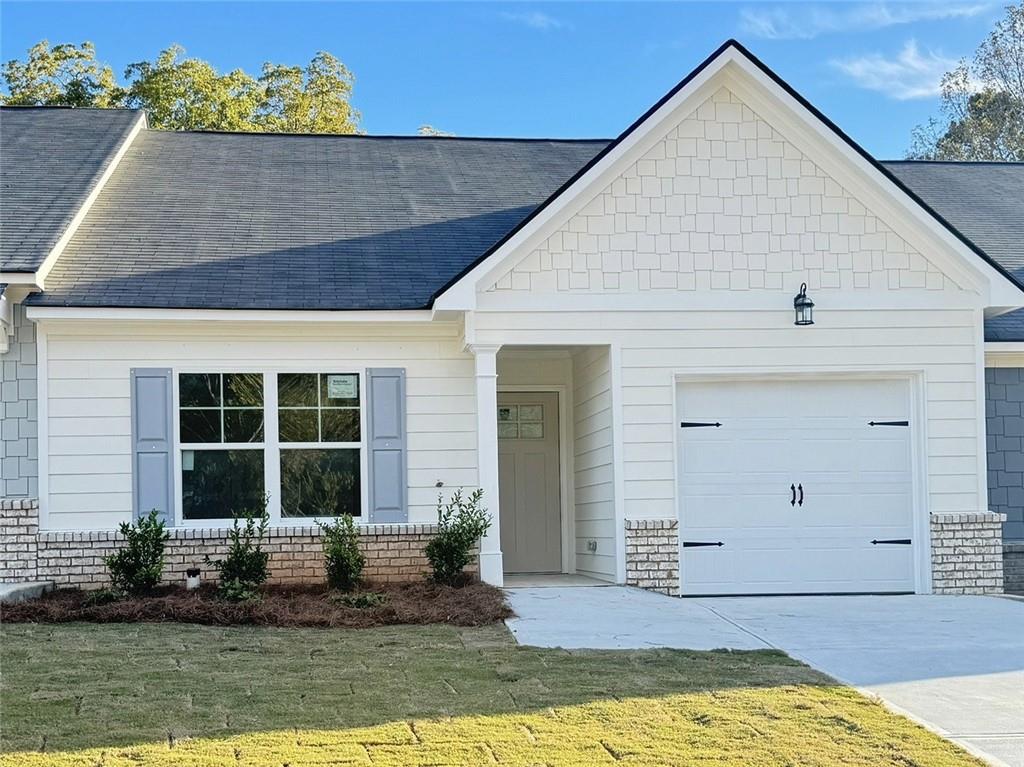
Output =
[
  {"x1": 909, "y1": 3, "x2": 1024, "y2": 160},
  {"x1": 1, "y1": 40, "x2": 361, "y2": 134}
]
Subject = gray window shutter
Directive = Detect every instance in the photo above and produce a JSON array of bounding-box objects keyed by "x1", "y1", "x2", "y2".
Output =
[
  {"x1": 366, "y1": 368, "x2": 407, "y2": 523},
  {"x1": 131, "y1": 368, "x2": 174, "y2": 524}
]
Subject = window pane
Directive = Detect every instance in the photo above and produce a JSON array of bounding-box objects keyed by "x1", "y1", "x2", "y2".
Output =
[
  {"x1": 182, "y1": 449, "x2": 264, "y2": 520},
  {"x1": 180, "y1": 374, "x2": 220, "y2": 407},
  {"x1": 224, "y1": 409, "x2": 264, "y2": 443},
  {"x1": 280, "y1": 408, "x2": 318, "y2": 442},
  {"x1": 279, "y1": 373, "x2": 318, "y2": 407},
  {"x1": 223, "y1": 373, "x2": 263, "y2": 407},
  {"x1": 321, "y1": 409, "x2": 360, "y2": 442},
  {"x1": 281, "y1": 449, "x2": 360, "y2": 518},
  {"x1": 180, "y1": 409, "x2": 221, "y2": 443},
  {"x1": 321, "y1": 373, "x2": 359, "y2": 407}
]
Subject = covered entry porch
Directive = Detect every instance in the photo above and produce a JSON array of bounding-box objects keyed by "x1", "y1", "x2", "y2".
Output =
[{"x1": 470, "y1": 344, "x2": 620, "y2": 586}]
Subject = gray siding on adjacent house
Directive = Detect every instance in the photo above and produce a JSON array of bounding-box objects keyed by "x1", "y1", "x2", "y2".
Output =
[
  {"x1": 985, "y1": 367, "x2": 1024, "y2": 541},
  {"x1": 1, "y1": 304, "x2": 38, "y2": 497}
]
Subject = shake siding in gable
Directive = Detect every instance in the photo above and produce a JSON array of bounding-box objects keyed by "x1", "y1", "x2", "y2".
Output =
[
  {"x1": 471, "y1": 84, "x2": 988, "y2": 525},
  {"x1": 40, "y1": 321, "x2": 476, "y2": 531},
  {"x1": 572, "y1": 346, "x2": 615, "y2": 579}
]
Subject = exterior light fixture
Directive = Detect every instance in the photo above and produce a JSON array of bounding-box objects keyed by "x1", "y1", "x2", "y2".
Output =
[{"x1": 793, "y1": 282, "x2": 814, "y2": 326}]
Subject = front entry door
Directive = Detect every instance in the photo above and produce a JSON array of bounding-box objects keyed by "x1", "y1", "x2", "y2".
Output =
[{"x1": 498, "y1": 392, "x2": 561, "y2": 573}]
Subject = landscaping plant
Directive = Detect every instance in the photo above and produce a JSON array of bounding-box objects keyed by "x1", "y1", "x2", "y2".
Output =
[
  {"x1": 103, "y1": 509, "x2": 169, "y2": 596},
  {"x1": 208, "y1": 501, "x2": 270, "y2": 601},
  {"x1": 425, "y1": 488, "x2": 491, "y2": 585},
  {"x1": 318, "y1": 514, "x2": 365, "y2": 591}
]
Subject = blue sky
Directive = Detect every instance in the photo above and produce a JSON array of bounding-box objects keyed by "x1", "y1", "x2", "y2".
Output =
[{"x1": 0, "y1": 1, "x2": 1006, "y2": 158}]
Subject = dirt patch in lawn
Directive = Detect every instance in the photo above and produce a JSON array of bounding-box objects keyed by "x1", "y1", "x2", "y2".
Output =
[{"x1": 1, "y1": 580, "x2": 512, "y2": 628}]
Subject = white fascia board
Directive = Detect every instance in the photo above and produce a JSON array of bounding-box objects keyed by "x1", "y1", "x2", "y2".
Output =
[
  {"x1": 433, "y1": 51, "x2": 736, "y2": 312},
  {"x1": 728, "y1": 56, "x2": 1024, "y2": 308},
  {"x1": 434, "y1": 44, "x2": 1024, "y2": 312},
  {"x1": 33, "y1": 111, "x2": 148, "y2": 289},
  {"x1": 24, "y1": 305, "x2": 446, "y2": 324},
  {"x1": 985, "y1": 342, "x2": 1024, "y2": 355},
  {"x1": 0, "y1": 273, "x2": 42, "y2": 288}
]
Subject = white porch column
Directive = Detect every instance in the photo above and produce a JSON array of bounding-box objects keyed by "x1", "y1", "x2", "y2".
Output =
[{"x1": 470, "y1": 344, "x2": 503, "y2": 585}]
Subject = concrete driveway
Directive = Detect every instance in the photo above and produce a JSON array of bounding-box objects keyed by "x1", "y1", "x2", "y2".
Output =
[{"x1": 506, "y1": 588, "x2": 1024, "y2": 767}]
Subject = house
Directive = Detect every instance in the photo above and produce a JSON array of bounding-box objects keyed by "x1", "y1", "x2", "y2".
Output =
[{"x1": 2, "y1": 40, "x2": 1022, "y2": 596}]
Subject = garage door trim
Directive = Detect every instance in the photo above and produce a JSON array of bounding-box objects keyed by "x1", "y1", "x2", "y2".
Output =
[{"x1": 671, "y1": 369, "x2": 930, "y2": 595}]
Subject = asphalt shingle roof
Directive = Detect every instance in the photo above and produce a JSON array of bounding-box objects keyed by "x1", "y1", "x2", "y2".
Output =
[
  {"x1": 5, "y1": 110, "x2": 1023, "y2": 335},
  {"x1": 30, "y1": 130, "x2": 608, "y2": 310},
  {"x1": 0, "y1": 107, "x2": 143, "y2": 273},
  {"x1": 881, "y1": 162, "x2": 1024, "y2": 341}
]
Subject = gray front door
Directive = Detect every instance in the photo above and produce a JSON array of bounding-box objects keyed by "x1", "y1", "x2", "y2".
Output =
[{"x1": 498, "y1": 392, "x2": 562, "y2": 573}]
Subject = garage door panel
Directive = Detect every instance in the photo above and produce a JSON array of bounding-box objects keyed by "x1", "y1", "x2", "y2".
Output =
[{"x1": 678, "y1": 378, "x2": 915, "y2": 595}]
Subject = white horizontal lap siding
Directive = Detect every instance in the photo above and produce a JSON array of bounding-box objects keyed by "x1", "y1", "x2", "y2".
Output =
[
  {"x1": 41, "y1": 322, "x2": 476, "y2": 531},
  {"x1": 572, "y1": 347, "x2": 616, "y2": 579},
  {"x1": 473, "y1": 308, "x2": 984, "y2": 522}
]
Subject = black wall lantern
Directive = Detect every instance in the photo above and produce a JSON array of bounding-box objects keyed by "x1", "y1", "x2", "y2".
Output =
[{"x1": 793, "y1": 283, "x2": 814, "y2": 326}]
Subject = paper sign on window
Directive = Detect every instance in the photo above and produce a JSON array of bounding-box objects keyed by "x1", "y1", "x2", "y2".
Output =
[{"x1": 326, "y1": 374, "x2": 358, "y2": 400}]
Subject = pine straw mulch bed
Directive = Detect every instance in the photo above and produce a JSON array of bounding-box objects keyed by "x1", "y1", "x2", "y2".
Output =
[{"x1": 1, "y1": 580, "x2": 513, "y2": 628}]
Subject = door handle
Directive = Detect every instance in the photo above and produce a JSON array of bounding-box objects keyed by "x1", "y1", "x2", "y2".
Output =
[
  {"x1": 790, "y1": 484, "x2": 796, "y2": 506},
  {"x1": 797, "y1": 484, "x2": 804, "y2": 507}
]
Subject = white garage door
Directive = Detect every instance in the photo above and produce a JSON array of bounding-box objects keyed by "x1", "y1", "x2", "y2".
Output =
[{"x1": 677, "y1": 378, "x2": 915, "y2": 595}]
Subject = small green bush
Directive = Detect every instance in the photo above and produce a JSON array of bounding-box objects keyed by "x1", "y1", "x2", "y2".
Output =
[
  {"x1": 104, "y1": 510, "x2": 169, "y2": 596},
  {"x1": 318, "y1": 514, "x2": 364, "y2": 592},
  {"x1": 425, "y1": 488, "x2": 491, "y2": 586},
  {"x1": 208, "y1": 501, "x2": 270, "y2": 601},
  {"x1": 83, "y1": 587, "x2": 121, "y2": 607},
  {"x1": 329, "y1": 591, "x2": 388, "y2": 609}
]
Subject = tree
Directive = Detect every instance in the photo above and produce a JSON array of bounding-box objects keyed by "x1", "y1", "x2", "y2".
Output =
[
  {"x1": 418, "y1": 124, "x2": 455, "y2": 137},
  {"x1": 257, "y1": 52, "x2": 359, "y2": 134},
  {"x1": 121, "y1": 45, "x2": 263, "y2": 131},
  {"x1": 909, "y1": 3, "x2": 1024, "y2": 160},
  {"x1": 2, "y1": 41, "x2": 361, "y2": 134},
  {"x1": 1, "y1": 40, "x2": 118, "y2": 107}
]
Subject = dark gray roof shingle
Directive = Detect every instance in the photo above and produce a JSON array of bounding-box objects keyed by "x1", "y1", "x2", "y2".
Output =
[
  {"x1": 0, "y1": 107, "x2": 143, "y2": 273},
  {"x1": 881, "y1": 162, "x2": 1024, "y2": 341},
  {"x1": 31, "y1": 130, "x2": 608, "y2": 310}
]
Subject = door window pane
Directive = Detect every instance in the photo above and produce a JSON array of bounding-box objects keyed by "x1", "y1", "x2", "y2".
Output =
[
  {"x1": 182, "y1": 449, "x2": 265, "y2": 520},
  {"x1": 281, "y1": 449, "x2": 360, "y2": 517}
]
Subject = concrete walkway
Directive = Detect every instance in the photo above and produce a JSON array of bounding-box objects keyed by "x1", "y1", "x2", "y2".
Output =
[{"x1": 506, "y1": 588, "x2": 1024, "y2": 767}]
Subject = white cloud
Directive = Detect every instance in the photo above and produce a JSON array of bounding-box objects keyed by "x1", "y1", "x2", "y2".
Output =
[
  {"x1": 740, "y1": 2, "x2": 992, "y2": 40},
  {"x1": 831, "y1": 40, "x2": 958, "y2": 100},
  {"x1": 499, "y1": 10, "x2": 568, "y2": 31}
]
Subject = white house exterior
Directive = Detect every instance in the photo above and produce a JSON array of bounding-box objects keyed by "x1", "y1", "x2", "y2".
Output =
[{"x1": 2, "y1": 41, "x2": 1021, "y2": 595}]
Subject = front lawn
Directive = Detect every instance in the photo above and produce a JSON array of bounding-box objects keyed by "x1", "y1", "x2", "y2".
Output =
[{"x1": 1, "y1": 622, "x2": 979, "y2": 766}]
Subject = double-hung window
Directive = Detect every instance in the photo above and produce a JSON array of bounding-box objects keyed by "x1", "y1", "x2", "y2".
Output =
[
  {"x1": 177, "y1": 371, "x2": 362, "y2": 523},
  {"x1": 179, "y1": 373, "x2": 266, "y2": 520},
  {"x1": 278, "y1": 373, "x2": 362, "y2": 518}
]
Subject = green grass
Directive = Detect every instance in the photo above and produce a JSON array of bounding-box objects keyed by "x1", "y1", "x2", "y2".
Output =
[{"x1": 1, "y1": 622, "x2": 979, "y2": 766}]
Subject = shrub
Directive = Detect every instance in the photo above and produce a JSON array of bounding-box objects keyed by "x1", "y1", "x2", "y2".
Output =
[
  {"x1": 208, "y1": 501, "x2": 270, "y2": 601},
  {"x1": 104, "y1": 510, "x2": 169, "y2": 595},
  {"x1": 425, "y1": 488, "x2": 491, "y2": 586},
  {"x1": 83, "y1": 587, "x2": 121, "y2": 607},
  {"x1": 318, "y1": 514, "x2": 364, "y2": 592}
]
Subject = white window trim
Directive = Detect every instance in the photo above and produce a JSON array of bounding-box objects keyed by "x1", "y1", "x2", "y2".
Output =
[{"x1": 173, "y1": 368, "x2": 368, "y2": 528}]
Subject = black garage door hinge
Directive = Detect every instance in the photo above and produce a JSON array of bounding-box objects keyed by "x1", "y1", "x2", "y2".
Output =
[
  {"x1": 868, "y1": 420, "x2": 909, "y2": 427},
  {"x1": 871, "y1": 538, "x2": 912, "y2": 545},
  {"x1": 680, "y1": 421, "x2": 722, "y2": 428},
  {"x1": 683, "y1": 541, "x2": 724, "y2": 548}
]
